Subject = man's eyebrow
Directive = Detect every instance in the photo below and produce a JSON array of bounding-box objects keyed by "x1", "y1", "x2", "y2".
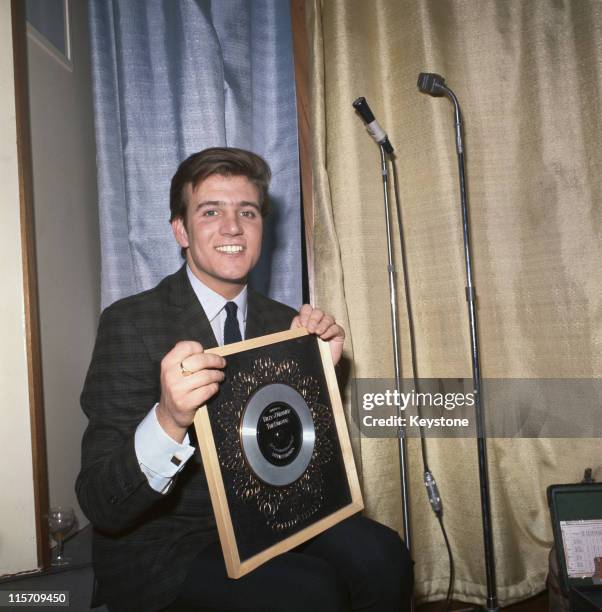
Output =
[
  {"x1": 196, "y1": 200, "x2": 261, "y2": 210},
  {"x1": 239, "y1": 201, "x2": 261, "y2": 210}
]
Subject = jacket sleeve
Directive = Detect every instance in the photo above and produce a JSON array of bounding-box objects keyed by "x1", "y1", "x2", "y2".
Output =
[{"x1": 76, "y1": 303, "x2": 165, "y2": 535}]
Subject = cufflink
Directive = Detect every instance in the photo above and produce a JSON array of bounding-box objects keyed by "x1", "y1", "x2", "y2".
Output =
[{"x1": 170, "y1": 455, "x2": 182, "y2": 467}]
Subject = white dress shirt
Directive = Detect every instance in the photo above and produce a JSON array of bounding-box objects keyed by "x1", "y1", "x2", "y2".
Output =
[{"x1": 134, "y1": 266, "x2": 247, "y2": 493}]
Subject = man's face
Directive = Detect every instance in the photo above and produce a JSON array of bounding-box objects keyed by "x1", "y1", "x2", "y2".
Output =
[{"x1": 171, "y1": 174, "x2": 263, "y2": 298}]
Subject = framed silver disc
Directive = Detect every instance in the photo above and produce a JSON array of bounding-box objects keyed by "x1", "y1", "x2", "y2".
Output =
[
  {"x1": 195, "y1": 328, "x2": 364, "y2": 578},
  {"x1": 240, "y1": 383, "x2": 315, "y2": 486}
]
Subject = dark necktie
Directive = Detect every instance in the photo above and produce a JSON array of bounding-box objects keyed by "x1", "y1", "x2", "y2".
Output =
[{"x1": 224, "y1": 301, "x2": 242, "y2": 344}]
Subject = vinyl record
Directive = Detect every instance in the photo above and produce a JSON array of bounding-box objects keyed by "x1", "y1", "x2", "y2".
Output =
[{"x1": 240, "y1": 383, "x2": 315, "y2": 486}]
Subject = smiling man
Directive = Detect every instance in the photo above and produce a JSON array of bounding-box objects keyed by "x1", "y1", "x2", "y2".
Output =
[
  {"x1": 173, "y1": 173, "x2": 264, "y2": 296},
  {"x1": 77, "y1": 148, "x2": 412, "y2": 612}
]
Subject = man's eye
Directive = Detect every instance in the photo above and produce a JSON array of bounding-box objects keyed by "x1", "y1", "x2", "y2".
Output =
[
  {"x1": 241, "y1": 210, "x2": 257, "y2": 218},
  {"x1": 203, "y1": 209, "x2": 218, "y2": 217}
]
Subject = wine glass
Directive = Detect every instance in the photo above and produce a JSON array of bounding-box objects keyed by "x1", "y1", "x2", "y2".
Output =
[{"x1": 48, "y1": 506, "x2": 75, "y2": 567}]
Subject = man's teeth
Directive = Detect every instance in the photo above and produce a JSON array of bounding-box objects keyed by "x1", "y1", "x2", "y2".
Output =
[{"x1": 216, "y1": 245, "x2": 243, "y2": 253}]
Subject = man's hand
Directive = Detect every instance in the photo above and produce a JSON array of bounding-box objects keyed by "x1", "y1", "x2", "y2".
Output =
[
  {"x1": 290, "y1": 305, "x2": 345, "y2": 366},
  {"x1": 156, "y1": 341, "x2": 226, "y2": 443}
]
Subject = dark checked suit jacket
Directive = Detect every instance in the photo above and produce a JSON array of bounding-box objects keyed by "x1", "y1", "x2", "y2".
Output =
[{"x1": 76, "y1": 265, "x2": 297, "y2": 612}]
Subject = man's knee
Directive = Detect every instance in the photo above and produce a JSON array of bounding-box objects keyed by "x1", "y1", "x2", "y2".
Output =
[
  {"x1": 331, "y1": 515, "x2": 406, "y2": 565},
  {"x1": 276, "y1": 558, "x2": 349, "y2": 612},
  {"x1": 362, "y1": 518, "x2": 412, "y2": 582},
  {"x1": 330, "y1": 515, "x2": 413, "y2": 609}
]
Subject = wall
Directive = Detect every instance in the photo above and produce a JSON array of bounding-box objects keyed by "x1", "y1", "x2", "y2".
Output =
[
  {"x1": 27, "y1": 0, "x2": 100, "y2": 529},
  {"x1": 0, "y1": 0, "x2": 38, "y2": 576}
]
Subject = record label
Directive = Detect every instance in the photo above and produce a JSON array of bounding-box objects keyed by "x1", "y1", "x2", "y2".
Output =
[{"x1": 257, "y1": 402, "x2": 303, "y2": 466}]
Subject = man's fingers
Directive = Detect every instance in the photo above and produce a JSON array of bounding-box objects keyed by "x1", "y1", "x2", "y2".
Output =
[
  {"x1": 297, "y1": 304, "x2": 314, "y2": 327},
  {"x1": 296, "y1": 304, "x2": 324, "y2": 332},
  {"x1": 295, "y1": 305, "x2": 344, "y2": 339},
  {"x1": 166, "y1": 381, "x2": 221, "y2": 419},
  {"x1": 159, "y1": 344, "x2": 227, "y2": 432},
  {"x1": 186, "y1": 367, "x2": 225, "y2": 390},
  {"x1": 314, "y1": 315, "x2": 335, "y2": 336},
  {"x1": 319, "y1": 323, "x2": 345, "y2": 341},
  {"x1": 165, "y1": 369, "x2": 224, "y2": 413},
  {"x1": 170, "y1": 367, "x2": 225, "y2": 396},
  {"x1": 179, "y1": 352, "x2": 226, "y2": 376},
  {"x1": 161, "y1": 340, "x2": 205, "y2": 370},
  {"x1": 305, "y1": 308, "x2": 325, "y2": 333},
  {"x1": 186, "y1": 383, "x2": 221, "y2": 410}
]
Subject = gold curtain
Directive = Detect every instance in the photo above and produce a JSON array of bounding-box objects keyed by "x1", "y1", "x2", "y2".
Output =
[{"x1": 306, "y1": 0, "x2": 602, "y2": 605}]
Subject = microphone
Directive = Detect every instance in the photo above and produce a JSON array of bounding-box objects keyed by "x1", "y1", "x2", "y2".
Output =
[
  {"x1": 417, "y1": 73, "x2": 446, "y2": 96},
  {"x1": 417, "y1": 72, "x2": 463, "y2": 154},
  {"x1": 352, "y1": 97, "x2": 394, "y2": 154}
]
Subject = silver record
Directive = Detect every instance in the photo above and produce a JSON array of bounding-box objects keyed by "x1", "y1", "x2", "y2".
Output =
[{"x1": 240, "y1": 383, "x2": 315, "y2": 486}]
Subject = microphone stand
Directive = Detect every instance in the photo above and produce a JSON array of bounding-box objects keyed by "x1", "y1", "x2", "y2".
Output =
[
  {"x1": 432, "y1": 81, "x2": 499, "y2": 612},
  {"x1": 353, "y1": 96, "x2": 413, "y2": 608},
  {"x1": 378, "y1": 145, "x2": 413, "y2": 562}
]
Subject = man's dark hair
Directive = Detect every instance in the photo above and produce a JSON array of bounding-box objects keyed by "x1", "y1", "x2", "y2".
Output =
[{"x1": 169, "y1": 147, "x2": 271, "y2": 223}]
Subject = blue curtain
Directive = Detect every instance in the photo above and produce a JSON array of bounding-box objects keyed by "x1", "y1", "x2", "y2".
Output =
[{"x1": 88, "y1": 0, "x2": 301, "y2": 310}]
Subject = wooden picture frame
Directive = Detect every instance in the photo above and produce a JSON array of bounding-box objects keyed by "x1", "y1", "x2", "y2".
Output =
[{"x1": 194, "y1": 327, "x2": 363, "y2": 578}]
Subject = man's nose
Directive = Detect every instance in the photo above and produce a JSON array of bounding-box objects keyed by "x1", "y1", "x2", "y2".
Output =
[{"x1": 220, "y1": 210, "x2": 243, "y2": 235}]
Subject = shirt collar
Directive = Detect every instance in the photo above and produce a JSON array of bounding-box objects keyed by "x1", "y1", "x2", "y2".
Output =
[{"x1": 186, "y1": 265, "x2": 248, "y2": 324}]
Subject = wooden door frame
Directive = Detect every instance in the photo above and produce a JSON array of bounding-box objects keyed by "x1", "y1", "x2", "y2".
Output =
[
  {"x1": 11, "y1": 0, "x2": 50, "y2": 572},
  {"x1": 290, "y1": 0, "x2": 314, "y2": 302}
]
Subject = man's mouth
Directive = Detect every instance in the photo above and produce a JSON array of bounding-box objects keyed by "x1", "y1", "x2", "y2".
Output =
[{"x1": 215, "y1": 245, "x2": 244, "y2": 254}]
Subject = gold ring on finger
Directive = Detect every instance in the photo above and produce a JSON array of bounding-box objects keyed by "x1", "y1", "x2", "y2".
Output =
[{"x1": 180, "y1": 361, "x2": 193, "y2": 377}]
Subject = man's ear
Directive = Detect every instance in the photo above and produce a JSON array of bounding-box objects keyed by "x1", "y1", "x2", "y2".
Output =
[{"x1": 171, "y1": 217, "x2": 189, "y2": 249}]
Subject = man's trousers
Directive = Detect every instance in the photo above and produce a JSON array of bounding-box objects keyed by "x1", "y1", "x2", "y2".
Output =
[{"x1": 166, "y1": 514, "x2": 413, "y2": 612}]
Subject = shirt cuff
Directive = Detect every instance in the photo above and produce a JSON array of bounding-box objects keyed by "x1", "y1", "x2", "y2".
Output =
[{"x1": 134, "y1": 404, "x2": 195, "y2": 493}]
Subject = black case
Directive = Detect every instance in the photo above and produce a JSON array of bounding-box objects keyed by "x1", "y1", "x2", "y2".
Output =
[{"x1": 547, "y1": 483, "x2": 602, "y2": 611}]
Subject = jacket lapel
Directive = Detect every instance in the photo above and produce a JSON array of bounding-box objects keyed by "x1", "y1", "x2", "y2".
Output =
[
  {"x1": 166, "y1": 266, "x2": 218, "y2": 453},
  {"x1": 245, "y1": 288, "x2": 268, "y2": 340},
  {"x1": 168, "y1": 265, "x2": 218, "y2": 349}
]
